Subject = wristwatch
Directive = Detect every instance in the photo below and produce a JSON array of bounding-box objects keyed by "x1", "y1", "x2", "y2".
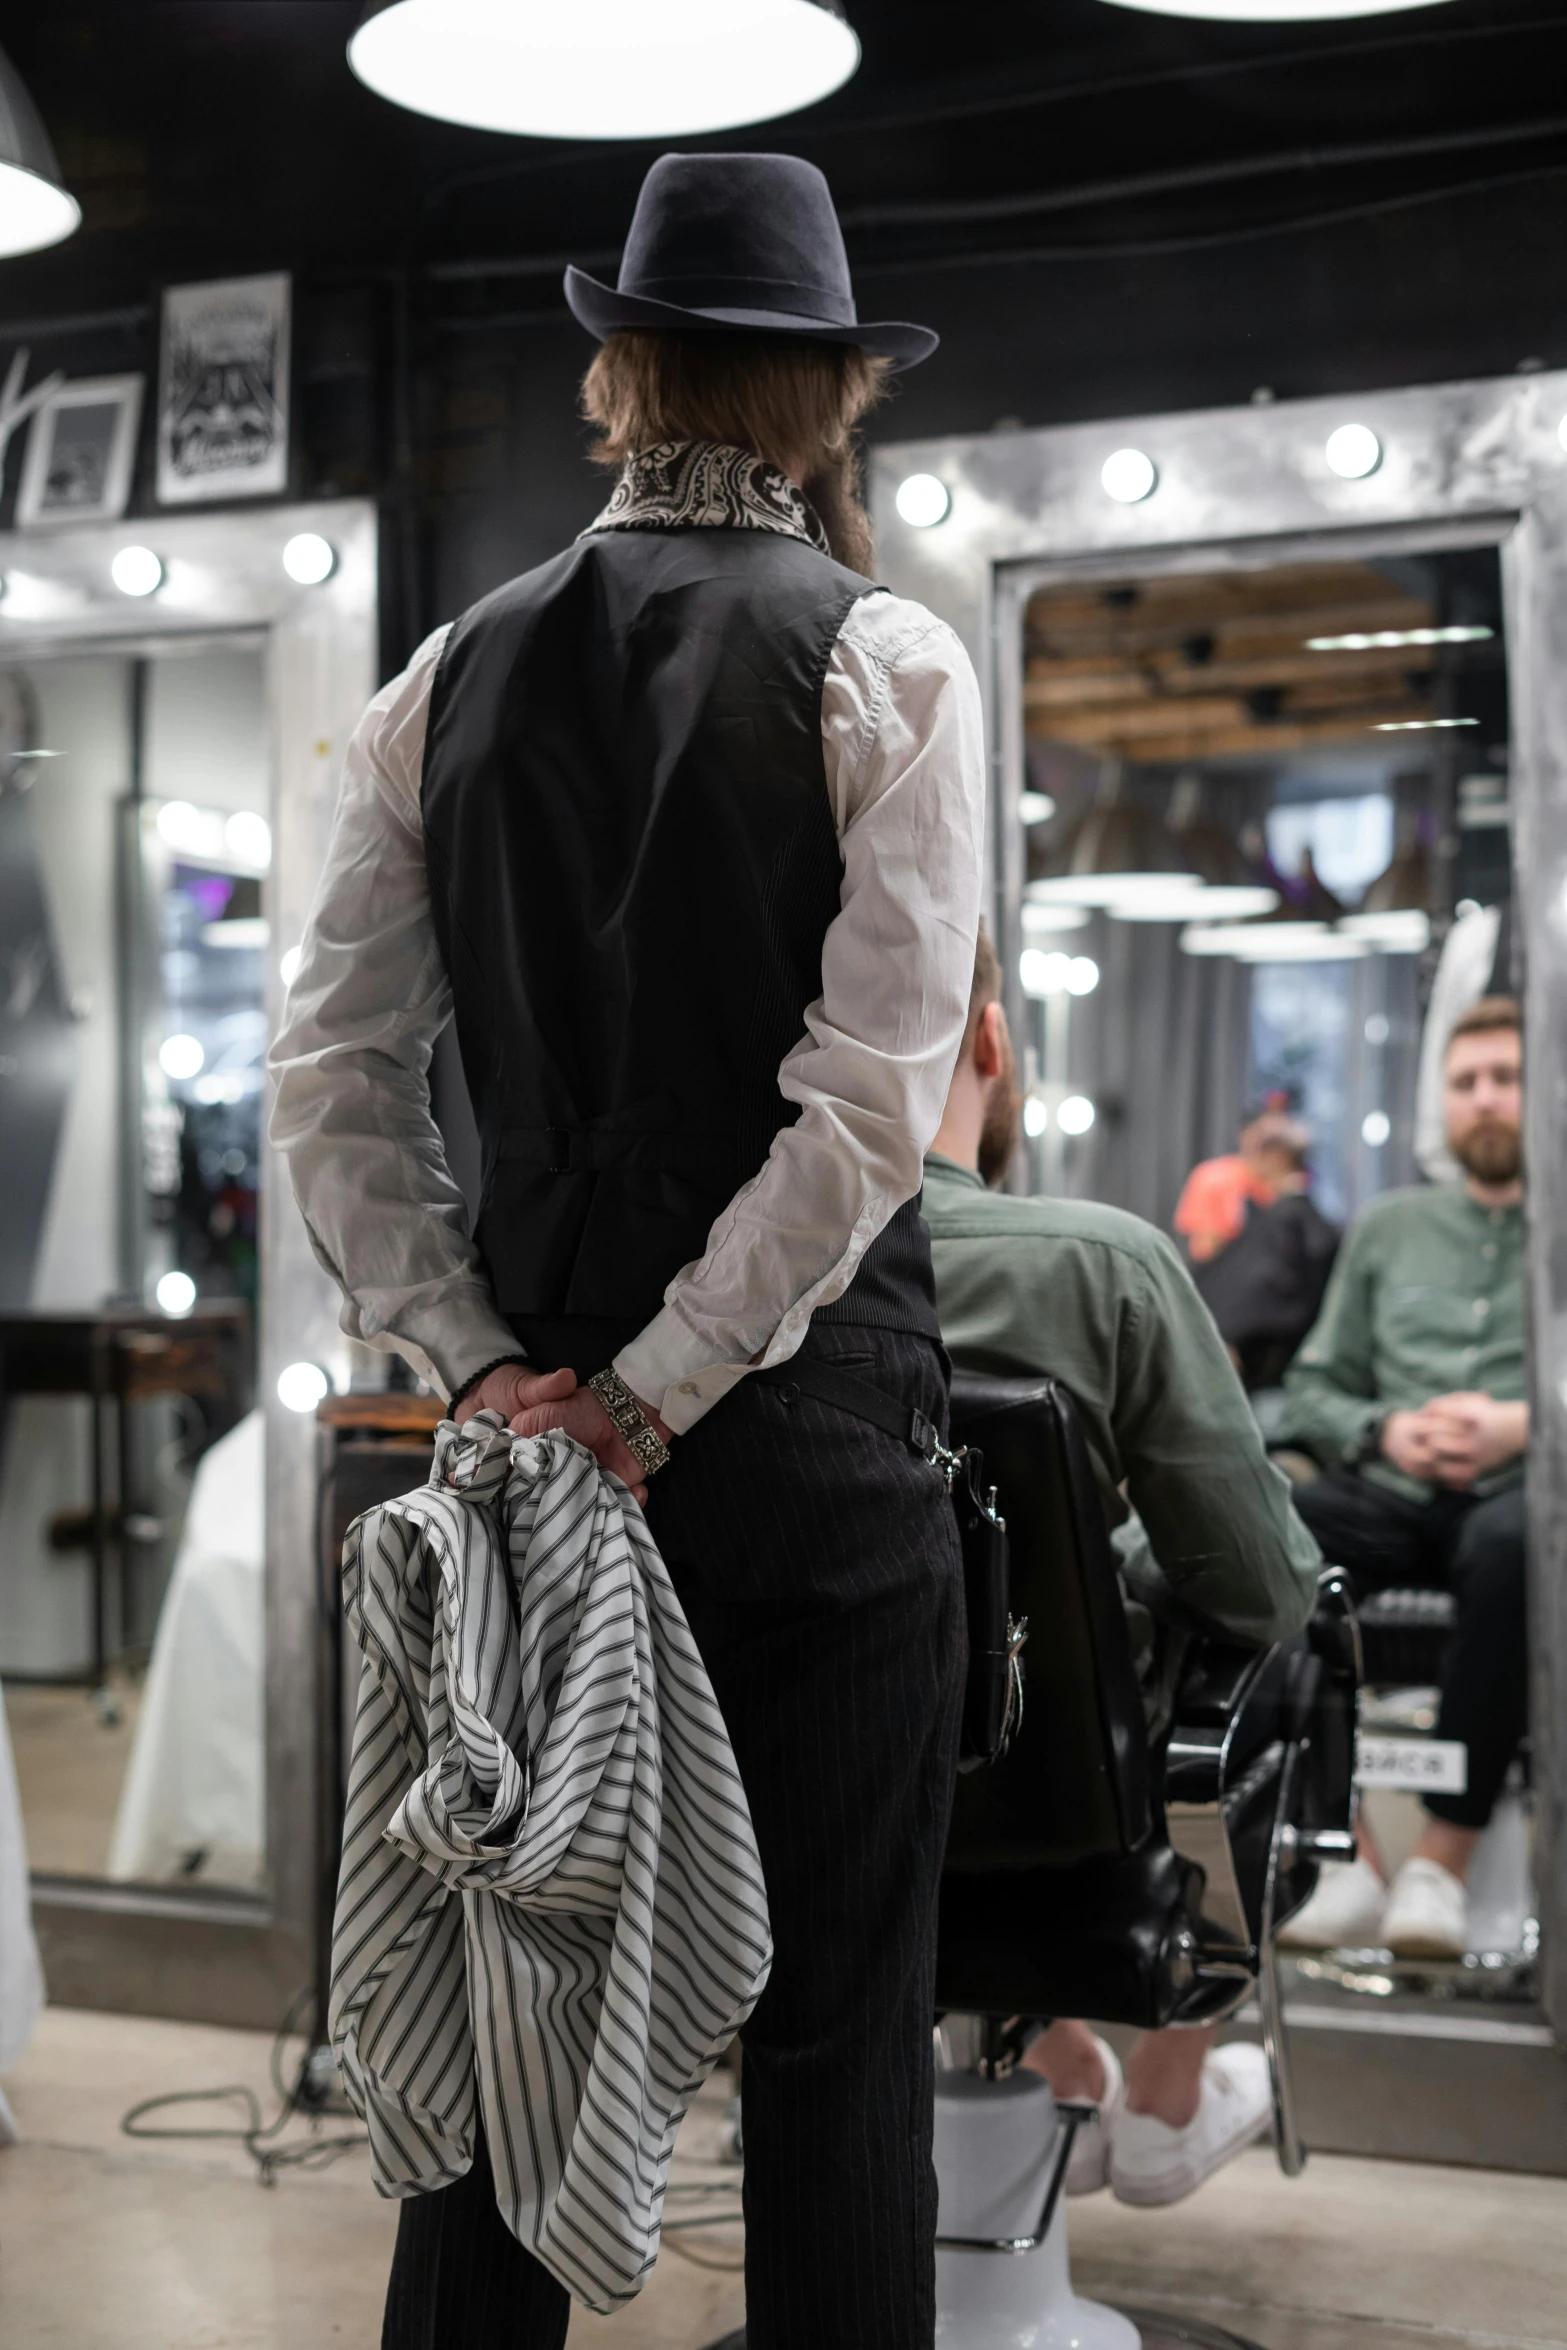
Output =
[
  {"x1": 588, "y1": 1367, "x2": 671, "y2": 1480},
  {"x1": 1351, "y1": 1409, "x2": 1389, "y2": 1465}
]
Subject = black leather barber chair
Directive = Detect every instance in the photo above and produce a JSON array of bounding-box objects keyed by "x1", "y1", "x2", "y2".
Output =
[{"x1": 927, "y1": 1372, "x2": 1361, "y2": 2350}]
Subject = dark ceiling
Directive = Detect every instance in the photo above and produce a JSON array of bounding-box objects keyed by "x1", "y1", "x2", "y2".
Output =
[
  {"x1": 1, "y1": 2, "x2": 1564, "y2": 644},
  {"x1": 5, "y1": 2, "x2": 1566, "y2": 349}
]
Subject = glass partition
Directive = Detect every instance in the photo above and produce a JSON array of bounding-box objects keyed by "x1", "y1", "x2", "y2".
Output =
[{"x1": 0, "y1": 642, "x2": 265, "y2": 1890}]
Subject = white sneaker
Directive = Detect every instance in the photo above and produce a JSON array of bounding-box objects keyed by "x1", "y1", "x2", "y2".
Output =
[
  {"x1": 1382, "y1": 1856, "x2": 1467, "y2": 1958},
  {"x1": 1275, "y1": 1855, "x2": 1387, "y2": 1950},
  {"x1": 1061, "y1": 2035, "x2": 1124, "y2": 2196},
  {"x1": 1109, "y1": 2043, "x2": 1272, "y2": 2208}
]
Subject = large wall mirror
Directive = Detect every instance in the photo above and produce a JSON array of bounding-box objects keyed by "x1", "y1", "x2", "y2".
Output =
[
  {"x1": 873, "y1": 375, "x2": 1567, "y2": 2171},
  {"x1": 0, "y1": 502, "x2": 373, "y2": 2022}
]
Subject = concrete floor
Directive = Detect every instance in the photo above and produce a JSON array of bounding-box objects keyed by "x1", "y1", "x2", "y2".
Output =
[{"x1": 3, "y1": 2007, "x2": 1566, "y2": 2350}]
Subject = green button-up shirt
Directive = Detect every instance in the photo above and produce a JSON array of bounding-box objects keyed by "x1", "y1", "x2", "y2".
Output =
[
  {"x1": 1276, "y1": 1183, "x2": 1525, "y2": 1502},
  {"x1": 923, "y1": 1154, "x2": 1321, "y2": 1715}
]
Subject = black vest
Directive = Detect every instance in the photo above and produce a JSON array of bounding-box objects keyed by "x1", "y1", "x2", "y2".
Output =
[{"x1": 421, "y1": 525, "x2": 940, "y2": 1347}]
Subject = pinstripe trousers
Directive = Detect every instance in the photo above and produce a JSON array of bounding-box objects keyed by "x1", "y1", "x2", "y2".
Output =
[{"x1": 382, "y1": 1324, "x2": 966, "y2": 2348}]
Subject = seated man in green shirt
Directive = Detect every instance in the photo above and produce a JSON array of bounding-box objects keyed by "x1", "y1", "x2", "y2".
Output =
[
  {"x1": 1274, "y1": 995, "x2": 1527, "y2": 1963},
  {"x1": 925, "y1": 926, "x2": 1321, "y2": 2208}
]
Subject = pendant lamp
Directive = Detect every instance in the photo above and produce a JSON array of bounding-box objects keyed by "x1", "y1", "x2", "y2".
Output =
[
  {"x1": 348, "y1": 0, "x2": 861, "y2": 141},
  {"x1": 0, "y1": 44, "x2": 79, "y2": 257},
  {"x1": 1097, "y1": 2, "x2": 1455, "y2": 18},
  {"x1": 1027, "y1": 759, "x2": 1195, "y2": 911}
]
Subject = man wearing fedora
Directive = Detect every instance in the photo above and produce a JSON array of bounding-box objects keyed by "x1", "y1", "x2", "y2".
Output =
[{"x1": 272, "y1": 153, "x2": 984, "y2": 2347}]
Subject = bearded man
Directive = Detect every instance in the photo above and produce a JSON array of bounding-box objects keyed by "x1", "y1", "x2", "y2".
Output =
[
  {"x1": 1276, "y1": 996, "x2": 1528, "y2": 1960},
  {"x1": 271, "y1": 153, "x2": 983, "y2": 2350}
]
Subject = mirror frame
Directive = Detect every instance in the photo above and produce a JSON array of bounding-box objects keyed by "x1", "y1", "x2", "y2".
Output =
[
  {"x1": 871, "y1": 374, "x2": 1567, "y2": 2158},
  {"x1": 1, "y1": 498, "x2": 375, "y2": 2025}
]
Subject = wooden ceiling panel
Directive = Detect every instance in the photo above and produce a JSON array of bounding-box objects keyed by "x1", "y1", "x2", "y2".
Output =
[{"x1": 1023, "y1": 559, "x2": 1447, "y2": 760}]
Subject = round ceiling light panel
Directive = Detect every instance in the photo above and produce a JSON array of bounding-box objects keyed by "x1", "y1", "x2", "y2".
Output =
[
  {"x1": 1095, "y1": 1, "x2": 1458, "y2": 19},
  {"x1": 348, "y1": 0, "x2": 861, "y2": 139}
]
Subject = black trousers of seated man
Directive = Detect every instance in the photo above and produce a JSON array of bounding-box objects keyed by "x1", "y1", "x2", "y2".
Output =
[
  {"x1": 1291, "y1": 1470, "x2": 1527, "y2": 1831},
  {"x1": 381, "y1": 1324, "x2": 968, "y2": 2350}
]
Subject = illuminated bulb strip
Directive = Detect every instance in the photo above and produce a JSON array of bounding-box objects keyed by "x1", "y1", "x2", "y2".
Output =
[
  {"x1": 1373, "y1": 716, "x2": 1479, "y2": 733},
  {"x1": 1307, "y1": 626, "x2": 1493, "y2": 652}
]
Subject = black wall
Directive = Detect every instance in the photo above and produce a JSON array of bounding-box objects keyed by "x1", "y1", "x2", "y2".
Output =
[{"x1": 0, "y1": 1, "x2": 1563, "y2": 669}]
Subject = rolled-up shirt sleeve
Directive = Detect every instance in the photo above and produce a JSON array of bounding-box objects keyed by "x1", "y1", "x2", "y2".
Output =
[
  {"x1": 615, "y1": 595, "x2": 986, "y2": 1433},
  {"x1": 268, "y1": 626, "x2": 521, "y2": 1399}
]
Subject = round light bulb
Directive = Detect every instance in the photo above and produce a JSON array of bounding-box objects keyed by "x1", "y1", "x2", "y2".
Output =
[
  {"x1": 159, "y1": 1032, "x2": 205, "y2": 1081},
  {"x1": 156, "y1": 1270, "x2": 197, "y2": 1317},
  {"x1": 1058, "y1": 1095, "x2": 1096, "y2": 1136},
  {"x1": 1361, "y1": 1110, "x2": 1391, "y2": 1148},
  {"x1": 1101, "y1": 448, "x2": 1158, "y2": 504},
  {"x1": 283, "y1": 532, "x2": 336, "y2": 585},
  {"x1": 225, "y1": 810, "x2": 273, "y2": 869},
  {"x1": 112, "y1": 545, "x2": 164, "y2": 597},
  {"x1": 279, "y1": 944, "x2": 303, "y2": 988},
  {"x1": 1325, "y1": 424, "x2": 1382, "y2": 480},
  {"x1": 1020, "y1": 947, "x2": 1072, "y2": 998},
  {"x1": 156, "y1": 799, "x2": 227, "y2": 859},
  {"x1": 1023, "y1": 1096, "x2": 1049, "y2": 1139},
  {"x1": 1065, "y1": 956, "x2": 1100, "y2": 996},
  {"x1": 895, "y1": 473, "x2": 951, "y2": 529},
  {"x1": 348, "y1": 0, "x2": 861, "y2": 141},
  {"x1": 277, "y1": 1360, "x2": 330, "y2": 1414}
]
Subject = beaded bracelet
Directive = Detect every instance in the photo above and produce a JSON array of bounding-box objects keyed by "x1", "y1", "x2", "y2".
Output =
[{"x1": 446, "y1": 1354, "x2": 530, "y2": 1423}]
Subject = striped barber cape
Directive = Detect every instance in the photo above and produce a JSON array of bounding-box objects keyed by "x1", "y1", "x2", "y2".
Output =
[{"x1": 330, "y1": 1410, "x2": 772, "y2": 2312}]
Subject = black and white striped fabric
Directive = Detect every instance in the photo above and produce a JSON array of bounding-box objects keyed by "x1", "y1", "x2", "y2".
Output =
[{"x1": 330, "y1": 1411, "x2": 772, "y2": 2313}]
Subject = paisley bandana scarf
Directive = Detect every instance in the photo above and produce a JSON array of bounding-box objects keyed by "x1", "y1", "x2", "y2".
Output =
[{"x1": 585, "y1": 438, "x2": 830, "y2": 554}]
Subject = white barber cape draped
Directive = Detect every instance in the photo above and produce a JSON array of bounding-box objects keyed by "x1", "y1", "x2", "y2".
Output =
[{"x1": 330, "y1": 1410, "x2": 772, "y2": 2312}]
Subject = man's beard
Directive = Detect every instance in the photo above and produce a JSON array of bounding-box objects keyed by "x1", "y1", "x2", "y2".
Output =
[
  {"x1": 1452, "y1": 1118, "x2": 1522, "y2": 1185},
  {"x1": 978, "y1": 1033, "x2": 1023, "y2": 1187},
  {"x1": 802, "y1": 449, "x2": 876, "y2": 576}
]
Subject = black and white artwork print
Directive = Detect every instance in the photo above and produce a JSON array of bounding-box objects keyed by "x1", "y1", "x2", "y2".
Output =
[
  {"x1": 156, "y1": 272, "x2": 290, "y2": 504},
  {"x1": 16, "y1": 375, "x2": 144, "y2": 526}
]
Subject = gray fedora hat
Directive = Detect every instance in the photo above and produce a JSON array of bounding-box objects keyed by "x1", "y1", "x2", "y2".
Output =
[{"x1": 564, "y1": 152, "x2": 937, "y2": 370}]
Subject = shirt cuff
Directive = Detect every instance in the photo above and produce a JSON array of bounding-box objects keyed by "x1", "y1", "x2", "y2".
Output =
[
  {"x1": 388, "y1": 1288, "x2": 525, "y2": 1403},
  {"x1": 612, "y1": 1312, "x2": 756, "y2": 1435}
]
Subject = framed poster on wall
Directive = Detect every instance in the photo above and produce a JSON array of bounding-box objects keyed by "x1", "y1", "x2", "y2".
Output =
[
  {"x1": 156, "y1": 272, "x2": 290, "y2": 505},
  {"x1": 16, "y1": 375, "x2": 143, "y2": 527}
]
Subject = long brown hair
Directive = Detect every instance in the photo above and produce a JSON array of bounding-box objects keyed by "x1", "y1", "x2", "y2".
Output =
[{"x1": 581, "y1": 329, "x2": 892, "y2": 575}]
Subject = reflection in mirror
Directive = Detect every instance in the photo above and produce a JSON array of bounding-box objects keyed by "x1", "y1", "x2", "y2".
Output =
[
  {"x1": 1016, "y1": 544, "x2": 1534, "y2": 2005},
  {"x1": 0, "y1": 644, "x2": 264, "y2": 1891}
]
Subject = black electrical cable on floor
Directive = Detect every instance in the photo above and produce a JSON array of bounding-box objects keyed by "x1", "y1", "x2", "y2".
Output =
[{"x1": 119, "y1": 1989, "x2": 367, "y2": 2189}]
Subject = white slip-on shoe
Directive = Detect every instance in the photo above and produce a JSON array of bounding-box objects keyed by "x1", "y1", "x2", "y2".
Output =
[
  {"x1": 1275, "y1": 1854, "x2": 1387, "y2": 1950},
  {"x1": 1062, "y1": 2035, "x2": 1124, "y2": 2196},
  {"x1": 1109, "y1": 2043, "x2": 1272, "y2": 2208},
  {"x1": 1382, "y1": 1856, "x2": 1468, "y2": 1958}
]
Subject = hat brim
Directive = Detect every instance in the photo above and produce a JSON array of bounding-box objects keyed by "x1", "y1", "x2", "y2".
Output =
[{"x1": 564, "y1": 266, "x2": 937, "y2": 370}]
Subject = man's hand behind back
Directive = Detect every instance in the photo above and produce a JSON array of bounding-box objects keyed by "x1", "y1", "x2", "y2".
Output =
[
  {"x1": 455, "y1": 1363, "x2": 670, "y2": 1505},
  {"x1": 1382, "y1": 1394, "x2": 1528, "y2": 1491}
]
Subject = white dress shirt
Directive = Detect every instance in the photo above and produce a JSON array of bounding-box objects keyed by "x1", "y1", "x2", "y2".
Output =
[
  {"x1": 270, "y1": 479, "x2": 984, "y2": 1433},
  {"x1": 333, "y1": 1413, "x2": 770, "y2": 2308}
]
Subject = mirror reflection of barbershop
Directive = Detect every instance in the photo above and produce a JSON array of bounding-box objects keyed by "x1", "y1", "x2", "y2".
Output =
[
  {"x1": 1010, "y1": 543, "x2": 1534, "y2": 1992},
  {"x1": 1, "y1": 646, "x2": 265, "y2": 1887}
]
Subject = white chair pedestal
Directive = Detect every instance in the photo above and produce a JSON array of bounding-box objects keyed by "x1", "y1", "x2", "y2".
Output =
[{"x1": 934, "y1": 2068, "x2": 1137, "y2": 2350}]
